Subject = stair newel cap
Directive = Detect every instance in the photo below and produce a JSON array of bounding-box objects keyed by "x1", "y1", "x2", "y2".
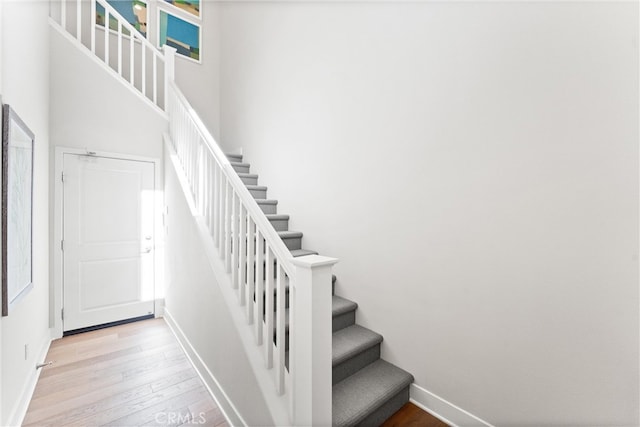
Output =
[
  {"x1": 162, "y1": 44, "x2": 177, "y2": 56},
  {"x1": 291, "y1": 255, "x2": 339, "y2": 269}
]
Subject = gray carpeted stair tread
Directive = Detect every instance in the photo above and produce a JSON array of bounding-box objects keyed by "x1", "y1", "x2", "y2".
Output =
[
  {"x1": 226, "y1": 154, "x2": 242, "y2": 161},
  {"x1": 278, "y1": 231, "x2": 303, "y2": 239},
  {"x1": 266, "y1": 214, "x2": 289, "y2": 220},
  {"x1": 333, "y1": 325, "x2": 382, "y2": 366},
  {"x1": 332, "y1": 359, "x2": 414, "y2": 427},
  {"x1": 229, "y1": 161, "x2": 250, "y2": 168},
  {"x1": 246, "y1": 184, "x2": 268, "y2": 191},
  {"x1": 256, "y1": 199, "x2": 278, "y2": 205},
  {"x1": 332, "y1": 296, "x2": 358, "y2": 317},
  {"x1": 290, "y1": 249, "x2": 318, "y2": 257},
  {"x1": 237, "y1": 172, "x2": 258, "y2": 179}
]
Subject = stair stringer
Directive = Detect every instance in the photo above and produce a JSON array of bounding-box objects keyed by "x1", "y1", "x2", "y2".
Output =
[{"x1": 164, "y1": 134, "x2": 291, "y2": 427}]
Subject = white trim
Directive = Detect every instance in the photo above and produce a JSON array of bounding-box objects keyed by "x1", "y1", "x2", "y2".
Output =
[
  {"x1": 410, "y1": 383, "x2": 495, "y2": 427},
  {"x1": 52, "y1": 147, "x2": 161, "y2": 338},
  {"x1": 163, "y1": 309, "x2": 244, "y2": 427},
  {"x1": 48, "y1": 17, "x2": 168, "y2": 118},
  {"x1": 8, "y1": 331, "x2": 53, "y2": 427}
]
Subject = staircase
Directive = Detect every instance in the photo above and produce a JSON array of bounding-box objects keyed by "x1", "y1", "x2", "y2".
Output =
[
  {"x1": 50, "y1": 0, "x2": 415, "y2": 422},
  {"x1": 227, "y1": 154, "x2": 414, "y2": 426}
]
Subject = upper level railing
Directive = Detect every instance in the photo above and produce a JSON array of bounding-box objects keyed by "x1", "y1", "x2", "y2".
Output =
[
  {"x1": 50, "y1": 0, "x2": 174, "y2": 113},
  {"x1": 167, "y1": 81, "x2": 336, "y2": 426}
]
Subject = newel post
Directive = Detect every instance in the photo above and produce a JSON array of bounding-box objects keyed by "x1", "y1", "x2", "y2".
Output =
[
  {"x1": 291, "y1": 255, "x2": 338, "y2": 427},
  {"x1": 163, "y1": 45, "x2": 177, "y2": 113}
]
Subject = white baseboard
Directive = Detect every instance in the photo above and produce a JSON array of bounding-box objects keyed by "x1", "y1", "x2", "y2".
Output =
[
  {"x1": 163, "y1": 309, "x2": 246, "y2": 427},
  {"x1": 410, "y1": 383, "x2": 495, "y2": 427},
  {"x1": 8, "y1": 330, "x2": 53, "y2": 427}
]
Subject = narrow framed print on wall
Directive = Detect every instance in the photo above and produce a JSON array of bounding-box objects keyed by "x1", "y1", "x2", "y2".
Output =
[
  {"x1": 162, "y1": 0, "x2": 200, "y2": 19},
  {"x1": 96, "y1": 0, "x2": 148, "y2": 38},
  {"x1": 1, "y1": 103, "x2": 34, "y2": 316},
  {"x1": 158, "y1": 8, "x2": 201, "y2": 63}
]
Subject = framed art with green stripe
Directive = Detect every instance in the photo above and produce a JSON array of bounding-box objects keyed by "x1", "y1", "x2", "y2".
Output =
[
  {"x1": 158, "y1": 9, "x2": 201, "y2": 62},
  {"x1": 162, "y1": 0, "x2": 200, "y2": 19},
  {"x1": 96, "y1": 0, "x2": 147, "y2": 37}
]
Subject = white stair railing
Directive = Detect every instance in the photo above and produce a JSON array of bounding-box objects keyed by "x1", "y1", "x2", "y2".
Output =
[
  {"x1": 167, "y1": 81, "x2": 336, "y2": 426},
  {"x1": 50, "y1": 0, "x2": 335, "y2": 423},
  {"x1": 50, "y1": 0, "x2": 174, "y2": 113}
]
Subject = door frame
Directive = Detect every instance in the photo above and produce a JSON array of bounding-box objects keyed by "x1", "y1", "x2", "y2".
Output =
[{"x1": 52, "y1": 147, "x2": 162, "y2": 339}]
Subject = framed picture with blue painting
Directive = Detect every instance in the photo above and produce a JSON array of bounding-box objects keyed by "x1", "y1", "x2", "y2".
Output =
[
  {"x1": 96, "y1": 0, "x2": 148, "y2": 38},
  {"x1": 162, "y1": 0, "x2": 200, "y2": 19},
  {"x1": 158, "y1": 9, "x2": 201, "y2": 62}
]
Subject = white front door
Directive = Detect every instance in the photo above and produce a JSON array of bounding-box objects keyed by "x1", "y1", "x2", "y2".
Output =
[{"x1": 63, "y1": 154, "x2": 155, "y2": 332}]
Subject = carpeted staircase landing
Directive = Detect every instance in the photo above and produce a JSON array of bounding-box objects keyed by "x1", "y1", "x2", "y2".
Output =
[{"x1": 227, "y1": 154, "x2": 414, "y2": 426}]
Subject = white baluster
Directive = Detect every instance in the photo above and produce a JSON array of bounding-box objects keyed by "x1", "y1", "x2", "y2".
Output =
[
  {"x1": 207, "y1": 155, "x2": 214, "y2": 233},
  {"x1": 61, "y1": 0, "x2": 66, "y2": 29},
  {"x1": 141, "y1": 45, "x2": 146, "y2": 97},
  {"x1": 129, "y1": 33, "x2": 134, "y2": 85},
  {"x1": 211, "y1": 159, "x2": 218, "y2": 241},
  {"x1": 153, "y1": 53, "x2": 158, "y2": 104},
  {"x1": 275, "y1": 261, "x2": 286, "y2": 394},
  {"x1": 217, "y1": 166, "x2": 224, "y2": 251},
  {"x1": 117, "y1": 21, "x2": 122, "y2": 76},
  {"x1": 264, "y1": 246, "x2": 274, "y2": 369},
  {"x1": 239, "y1": 205, "x2": 247, "y2": 305},
  {"x1": 246, "y1": 217, "x2": 255, "y2": 324},
  {"x1": 76, "y1": 0, "x2": 81, "y2": 40},
  {"x1": 255, "y1": 230, "x2": 264, "y2": 345},
  {"x1": 232, "y1": 193, "x2": 239, "y2": 289},
  {"x1": 224, "y1": 182, "x2": 232, "y2": 272},
  {"x1": 104, "y1": 10, "x2": 109, "y2": 66}
]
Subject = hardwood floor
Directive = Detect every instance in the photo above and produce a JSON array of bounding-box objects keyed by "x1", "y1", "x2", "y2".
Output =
[
  {"x1": 24, "y1": 317, "x2": 446, "y2": 427},
  {"x1": 381, "y1": 403, "x2": 449, "y2": 427},
  {"x1": 23, "y1": 318, "x2": 228, "y2": 427}
]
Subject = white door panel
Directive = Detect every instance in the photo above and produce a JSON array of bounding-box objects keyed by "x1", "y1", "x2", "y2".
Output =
[{"x1": 63, "y1": 154, "x2": 155, "y2": 331}]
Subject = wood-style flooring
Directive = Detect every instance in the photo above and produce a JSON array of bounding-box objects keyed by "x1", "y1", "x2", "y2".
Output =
[
  {"x1": 382, "y1": 403, "x2": 450, "y2": 427},
  {"x1": 23, "y1": 318, "x2": 228, "y2": 427},
  {"x1": 24, "y1": 317, "x2": 446, "y2": 427}
]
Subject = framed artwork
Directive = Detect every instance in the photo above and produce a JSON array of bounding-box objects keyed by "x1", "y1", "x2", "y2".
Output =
[
  {"x1": 158, "y1": 9, "x2": 201, "y2": 62},
  {"x1": 162, "y1": 0, "x2": 200, "y2": 19},
  {"x1": 1, "y1": 104, "x2": 34, "y2": 316},
  {"x1": 96, "y1": 0, "x2": 148, "y2": 38}
]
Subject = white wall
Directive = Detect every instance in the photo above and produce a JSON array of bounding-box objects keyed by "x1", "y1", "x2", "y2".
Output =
[
  {"x1": 219, "y1": 2, "x2": 639, "y2": 425},
  {"x1": 164, "y1": 150, "x2": 275, "y2": 426},
  {"x1": 49, "y1": 22, "x2": 169, "y2": 341},
  {"x1": 49, "y1": 26, "x2": 168, "y2": 158},
  {"x1": 172, "y1": 0, "x2": 221, "y2": 140},
  {"x1": 0, "y1": 1, "x2": 52, "y2": 425}
]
